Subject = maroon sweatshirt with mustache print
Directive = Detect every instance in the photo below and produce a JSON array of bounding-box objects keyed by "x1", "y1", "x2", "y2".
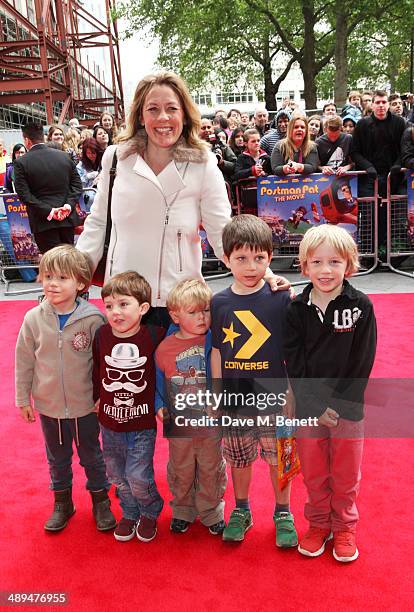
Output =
[{"x1": 92, "y1": 323, "x2": 165, "y2": 431}]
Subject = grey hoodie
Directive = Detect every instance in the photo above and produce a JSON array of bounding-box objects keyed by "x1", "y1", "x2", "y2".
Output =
[{"x1": 15, "y1": 298, "x2": 105, "y2": 418}]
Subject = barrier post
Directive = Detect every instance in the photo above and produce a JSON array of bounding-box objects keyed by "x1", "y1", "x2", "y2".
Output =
[
  {"x1": 0, "y1": 192, "x2": 41, "y2": 296},
  {"x1": 384, "y1": 169, "x2": 414, "y2": 278}
]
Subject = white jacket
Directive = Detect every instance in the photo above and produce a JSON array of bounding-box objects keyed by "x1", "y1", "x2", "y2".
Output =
[{"x1": 76, "y1": 133, "x2": 232, "y2": 307}]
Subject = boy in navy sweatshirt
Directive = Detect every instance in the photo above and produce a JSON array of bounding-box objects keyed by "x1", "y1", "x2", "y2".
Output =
[
  {"x1": 211, "y1": 214, "x2": 297, "y2": 547},
  {"x1": 284, "y1": 224, "x2": 377, "y2": 563}
]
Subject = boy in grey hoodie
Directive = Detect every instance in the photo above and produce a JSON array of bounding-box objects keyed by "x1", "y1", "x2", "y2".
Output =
[{"x1": 15, "y1": 245, "x2": 116, "y2": 533}]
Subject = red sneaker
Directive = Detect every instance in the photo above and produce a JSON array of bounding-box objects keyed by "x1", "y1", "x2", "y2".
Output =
[
  {"x1": 298, "y1": 527, "x2": 332, "y2": 557},
  {"x1": 333, "y1": 531, "x2": 359, "y2": 562},
  {"x1": 136, "y1": 515, "x2": 157, "y2": 542}
]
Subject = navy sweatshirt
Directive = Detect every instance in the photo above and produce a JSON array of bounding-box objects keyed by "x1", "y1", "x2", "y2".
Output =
[{"x1": 284, "y1": 280, "x2": 377, "y2": 420}]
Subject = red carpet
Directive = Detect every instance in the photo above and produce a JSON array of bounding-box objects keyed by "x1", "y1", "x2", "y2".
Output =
[{"x1": 1, "y1": 295, "x2": 413, "y2": 611}]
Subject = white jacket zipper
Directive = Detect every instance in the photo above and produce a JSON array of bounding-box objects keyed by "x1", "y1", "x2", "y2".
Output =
[
  {"x1": 177, "y1": 229, "x2": 183, "y2": 272},
  {"x1": 156, "y1": 163, "x2": 189, "y2": 301}
]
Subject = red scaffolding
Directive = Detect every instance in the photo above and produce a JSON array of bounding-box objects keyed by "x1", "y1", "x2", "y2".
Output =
[{"x1": 0, "y1": 0, "x2": 124, "y2": 125}]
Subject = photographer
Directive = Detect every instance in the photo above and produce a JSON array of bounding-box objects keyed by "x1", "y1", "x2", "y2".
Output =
[{"x1": 209, "y1": 128, "x2": 237, "y2": 180}]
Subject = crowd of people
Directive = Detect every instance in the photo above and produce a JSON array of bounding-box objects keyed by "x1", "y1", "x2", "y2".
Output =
[
  {"x1": 194, "y1": 90, "x2": 414, "y2": 256},
  {"x1": 0, "y1": 111, "x2": 120, "y2": 199},
  {"x1": 196, "y1": 90, "x2": 414, "y2": 188},
  {"x1": 3, "y1": 88, "x2": 414, "y2": 204}
]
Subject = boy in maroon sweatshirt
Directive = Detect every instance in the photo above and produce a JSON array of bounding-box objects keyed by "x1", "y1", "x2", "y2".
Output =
[{"x1": 93, "y1": 271, "x2": 165, "y2": 543}]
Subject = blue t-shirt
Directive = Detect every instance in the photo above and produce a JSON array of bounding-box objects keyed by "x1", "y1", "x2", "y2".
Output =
[
  {"x1": 57, "y1": 304, "x2": 78, "y2": 330},
  {"x1": 211, "y1": 283, "x2": 289, "y2": 381}
]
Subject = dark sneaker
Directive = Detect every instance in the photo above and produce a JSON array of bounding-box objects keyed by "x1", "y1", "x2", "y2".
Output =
[
  {"x1": 222, "y1": 508, "x2": 252, "y2": 542},
  {"x1": 273, "y1": 511, "x2": 298, "y2": 548},
  {"x1": 333, "y1": 531, "x2": 359, "y2": 562},
  {"x1": 170, "y1": 518, "x2": 190, "y2": 533},
  {"x1": 208, "y1": 520, "x2": 226, "y2": 535},
  {"x1": 298, "y1": 527, "x2": 332, "y2": 557},
  {"x1": 114, "y1": 517, "x2": 137, "y2": 542},
  {"x1": 136, "y1": 515, "x2": 157, "y2": 542}
]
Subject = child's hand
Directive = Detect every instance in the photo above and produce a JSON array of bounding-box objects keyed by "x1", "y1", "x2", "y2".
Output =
[
  {"x1": 318, "y1": 407, "x2": 339, "y2": 428},
  {"x1": 94, "y1": 399, "x2": 100, "y2": 413},
  {"x1": 20, "y1": 405, "x2": 35, "y2": 423}
]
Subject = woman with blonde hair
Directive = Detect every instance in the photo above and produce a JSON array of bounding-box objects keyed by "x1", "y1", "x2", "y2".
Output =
[
  {"x1": 271, "y1": 113, "x2": 319, "y2": 176},
  {"x1": 80, "y1": 128, "x2": 93, "y2": 145},
  {"x1": 63, "y1": 127, "x2": 81, "y2": 163},
  {"x1": 77, "y1": 71, "x2": 289, "y2": 326}
]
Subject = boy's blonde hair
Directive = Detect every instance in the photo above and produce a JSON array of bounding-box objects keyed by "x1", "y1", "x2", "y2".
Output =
[
  {"x1": 299, "y1": 225, "x2": 359, "y2": 276},
  {"x1": 101, "y1": 271, "x2": 151, "y2": 304},
  {"x1": 38, "y1": 245, "x2": 92, "y2": 291},
  {"x1": 167, "y1": 279, "x2": 212, "y2": 312}
]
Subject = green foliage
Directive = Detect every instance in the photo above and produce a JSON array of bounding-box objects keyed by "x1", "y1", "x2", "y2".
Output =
[{"x1": 115, "y1": 0, "x2": 414, "y2": 106}]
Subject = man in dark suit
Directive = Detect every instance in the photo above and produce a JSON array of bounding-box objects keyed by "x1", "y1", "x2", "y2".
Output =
[{"x1": 14, "y1": 122, "x2": 82, "y2": 253}]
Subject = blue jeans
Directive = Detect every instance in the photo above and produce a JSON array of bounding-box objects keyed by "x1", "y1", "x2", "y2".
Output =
[
  {"x1": 40, "y1": 413, "x2": 109, "y2": 491},
  {"x1": 100, "y1": 427, "x2": 164, "y2": 521}
]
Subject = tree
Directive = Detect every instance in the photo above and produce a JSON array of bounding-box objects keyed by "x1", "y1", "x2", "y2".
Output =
[
  {"x1": 116, "y1": 0, "x2": 414, "y2": 109},
  {"x1": 116, "y1": 0, "x2": 338, "y2": 109}
]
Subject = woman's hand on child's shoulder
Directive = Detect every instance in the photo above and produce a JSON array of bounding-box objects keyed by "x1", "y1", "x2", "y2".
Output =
[{"x1": 264, "y1": 270, "x2": 292, "y2": 293}]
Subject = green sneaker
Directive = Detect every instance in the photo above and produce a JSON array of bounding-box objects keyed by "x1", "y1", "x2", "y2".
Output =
[
  {"x1": 222, "y1": 508, "x2": 253, "y2": 542},
  {"x1": 273, "y1": 511, "x2": 298, "y2": 548}
]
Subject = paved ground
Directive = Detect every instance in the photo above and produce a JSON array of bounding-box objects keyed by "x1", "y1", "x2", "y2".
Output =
[{"x1": 1, "y1": 263, "x2": 413, "y2": 300}]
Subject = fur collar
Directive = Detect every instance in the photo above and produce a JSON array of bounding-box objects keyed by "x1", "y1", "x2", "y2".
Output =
[{"x1": 116, "y1": 129, "x2": 209, "y2": 163}]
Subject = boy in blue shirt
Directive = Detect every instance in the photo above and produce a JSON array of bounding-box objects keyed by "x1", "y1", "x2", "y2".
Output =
[{"x1": 211, "y1": 214, "x2": 297, "y2": 546}]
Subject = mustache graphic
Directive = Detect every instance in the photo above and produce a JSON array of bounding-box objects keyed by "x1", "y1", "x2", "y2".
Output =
[{"x1": 102, "y1": 380, "x2": 147, "y2": 393}]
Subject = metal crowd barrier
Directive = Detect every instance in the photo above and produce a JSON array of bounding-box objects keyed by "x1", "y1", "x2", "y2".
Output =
[
  {"x1": 230, "y1": 171, "x2": 378, "y2": 282},
  {"x1": 0, "y1": 191, "x2": 41, "y2": 296},
  {"x1": 385, "y1": 169, "x2": 414, "y2": 278},
  {"x1": 0, "y1": 188, "x2": 95, "y2": 295}
]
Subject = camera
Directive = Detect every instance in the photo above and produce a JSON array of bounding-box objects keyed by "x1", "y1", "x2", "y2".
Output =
[{"x1": 209, "y1": 134, "x2": 225, "y2": 160}]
